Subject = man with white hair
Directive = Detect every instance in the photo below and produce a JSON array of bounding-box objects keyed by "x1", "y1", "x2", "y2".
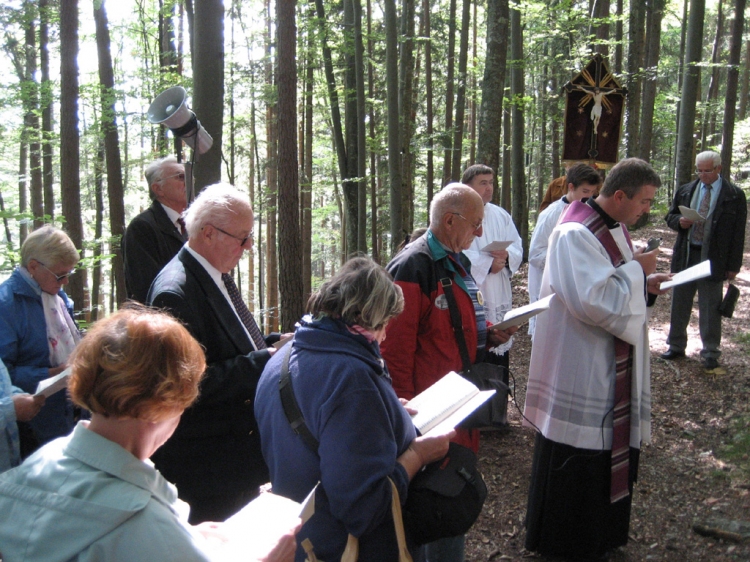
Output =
[
  {"x1": 661, "y1": 151, "x2": 746, "y2": 370},
  {"x1": 123, "y1": 155, "x2": 188, "y2": 303},
  {"x1": 148, "y1": 183, "x2": 276, "y2": 524}
]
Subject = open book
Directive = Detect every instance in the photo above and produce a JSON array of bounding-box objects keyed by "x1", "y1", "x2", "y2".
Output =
[
  {"x1": 35, "y1": 368, "x2": 72, "y2": 398},
  {"x1": 406, "y1": 371, "x2": 495, "y2": 436},
  {"x1": 490, "y1": 294, "x2": 554, "y2": 332},
  {"x1": 481, "y1": 240, "x2": 513, "y2": 253},
  {"x1": 678, "y1": 205, "x2": 706, "y2": 222},
  {"x1": 660, "y1": 259, "x2": 712, "y2": 290},
  {"x1": 203, "y1": 486, "x2": 314, "y2": 561}
]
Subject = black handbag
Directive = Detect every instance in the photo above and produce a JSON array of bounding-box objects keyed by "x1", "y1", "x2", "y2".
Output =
[
  {"x1": 440, "y1": 277, "x2": 510, "y2": 428},
  {"x1": 402, "y1": 442, "x2": 488, "y2": 545},
  {"x1": 719, "y1": 283, "x2": 740, "y2": 318}
]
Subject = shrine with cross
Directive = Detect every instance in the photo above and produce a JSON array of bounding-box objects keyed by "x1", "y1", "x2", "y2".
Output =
[{"x1": 562, "y1": 54, "x2": 627, "y2": 168}]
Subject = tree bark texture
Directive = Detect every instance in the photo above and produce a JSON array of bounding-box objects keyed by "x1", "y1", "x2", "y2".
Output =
[{"x1": 720, "y1": 0, "x2": 746, "y2": 176}]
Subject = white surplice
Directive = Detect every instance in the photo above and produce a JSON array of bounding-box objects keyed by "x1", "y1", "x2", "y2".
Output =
[
  {"x1": 527, "y1": 198, "x2": 568, "y2": 337},
  {"x1": 523, "y1": 221, "x2": 652, "y2": 451},
  {"x1": 464, "y1": 203, "x2": 523, "y2": 355}
]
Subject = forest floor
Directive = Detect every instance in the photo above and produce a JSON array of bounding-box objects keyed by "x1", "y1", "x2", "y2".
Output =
[{"x1": 465, "y1": 205, "x2": 750, "y2": 561}]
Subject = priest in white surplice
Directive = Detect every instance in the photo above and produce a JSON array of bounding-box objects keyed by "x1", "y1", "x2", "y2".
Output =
[
  {"x1": 523, "y1": 158, "x2": 671, "y2": 561},
  {"x1": 527, "y1": 163, "x2": 601, "y2": 337},
  {"x1": 461, "y1": 165, "x2": 522, "y2": 421}
]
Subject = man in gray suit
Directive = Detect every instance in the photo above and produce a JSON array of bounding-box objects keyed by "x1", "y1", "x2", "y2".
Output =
[
  {"x1": 661, "y1": 151, "x2": 747, "y2": 370},
  {"x1": 123, "y1": 156, "x2": 187, "y2": 303}
]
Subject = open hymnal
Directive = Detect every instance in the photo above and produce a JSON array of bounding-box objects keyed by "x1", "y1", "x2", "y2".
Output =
[
  {"x1": 660, "y1": 259, "x2": 712, "y2": 290},
  {"x1": 203, "y1": 486, "x2": 314, "y2": 561},
  {"x1": 34, "y1": 368, "x2": 71, "y2": 398},
  {"x1": 678, "y1": 205, "x2": 706, "y2": 222},
  {"x1": 406, "y1": 371, "x2": 495, "y2": 436},
  {"x1": 490, "y1": 294, "x2": 554, "y2": 332},
  {"x1": 481, "y1": 240, "x2": 513, "y2": 253}
]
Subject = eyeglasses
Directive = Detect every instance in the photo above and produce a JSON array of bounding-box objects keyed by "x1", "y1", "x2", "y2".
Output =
[
  {"x1": 450, "y1": 212, "x2": 483, "y2": 231},
  {"x1": 163, "y1": 172, "x2": 186, "y2": 182},
  {"x1": 38, "y1": 262, "x2": 76, "y2": 283},
  {"x1": 209, "y1": 224, "x2": 253, "y2": 246},
  {"x1": 695, "y1": 167, "x2": 716, "y2": 175}
]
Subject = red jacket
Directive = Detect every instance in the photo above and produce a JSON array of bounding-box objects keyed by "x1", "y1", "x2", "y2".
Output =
[{"x1": 382, "y1": 232, "x2": 481, "y2": 451}]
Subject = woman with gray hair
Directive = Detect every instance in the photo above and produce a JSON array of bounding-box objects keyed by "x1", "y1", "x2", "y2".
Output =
[
  {"x1": 255, "y1": 257, "x2": 454, "y2": 561},
  {"x1": 0, "y1": 225, "x2": 81, "y2": 452}
]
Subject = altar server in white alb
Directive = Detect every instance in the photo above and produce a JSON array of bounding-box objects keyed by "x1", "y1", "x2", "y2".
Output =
[
  {"x1": 527, "y1": 163, "x2": 600, "y2": 337},
  {"x1": 523, "y1": 158, "x2": 671, "y2": 561},
  {"x1": 460, "y1": 165, "x2": 522, "y2": 399}
]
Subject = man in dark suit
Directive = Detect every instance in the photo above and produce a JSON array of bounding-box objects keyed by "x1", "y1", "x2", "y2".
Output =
[
  {"x1": 123, "y1": 156, "x2": 187, "y2": 303},
  {"x1": 661, "y1": 151, "x2": 747, "y2": 370},
  {"x1": 148, "y1": 182, "x2": 276, "y2": 524}
]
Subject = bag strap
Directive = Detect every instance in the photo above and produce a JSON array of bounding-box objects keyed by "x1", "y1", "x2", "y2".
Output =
[
  {"x1": 440, "y1": 276, "x2": 473, "y2": 373},
  {"x1": 340, "y1": 478, "x2": 413, "y2": 562},
  {"x1": 279, "y1": 340, "x2": 321, "y2": 452}
]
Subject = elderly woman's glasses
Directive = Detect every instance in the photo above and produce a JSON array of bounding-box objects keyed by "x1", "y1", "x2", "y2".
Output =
[{"x1": 38, "y1": 262, "x2": 76, "y2": 282}]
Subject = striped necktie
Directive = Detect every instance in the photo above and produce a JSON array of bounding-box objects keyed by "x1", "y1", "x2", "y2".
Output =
[
  {"x1": 691, "y1": 184, "x2": 712, "y2": 244},
  {"x1": 221, "y1": 273, "x2": 267, "y2": 350}
]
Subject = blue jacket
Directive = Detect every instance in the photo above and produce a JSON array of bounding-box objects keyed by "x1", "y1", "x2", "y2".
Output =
[
  {"x1": 255, "y1": 316, "x2": 417, "y2": 561},
  {"x1": 0, "y1": 269, "x2": 77, "y2": 445}
]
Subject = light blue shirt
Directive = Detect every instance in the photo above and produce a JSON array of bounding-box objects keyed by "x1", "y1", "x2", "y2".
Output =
[
  {"x1": 0, "y1": 422, "x2": 214, "y2": 561},
  {"x1": 691, "y1": 176, "x2": 722, "y2": 217}
]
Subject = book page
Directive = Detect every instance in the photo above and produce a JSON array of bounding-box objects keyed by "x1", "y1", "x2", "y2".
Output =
[
  {"x1": 406, "y1": 371, "x2": 479, "y2": 434},
  {"x1": 35, "y1": 368, "x2": 71, "y2": 398},
  {"x1": 660, "y1": 259, "x2": 712, "y2": 290},
  {"x1": 481, "y1": 240, "x2": 513, "y2": 253},
  {"x1": 425, "y1": 389, "x2": 496, "y2": 436},
  {"x1": 678, "y1": 205, "x2": 706, "y2": 222},
  {"x1": 491, "y1": 294, "x2": 554, "y2": 331}
]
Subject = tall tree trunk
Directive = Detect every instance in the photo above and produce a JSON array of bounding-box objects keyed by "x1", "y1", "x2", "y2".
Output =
[
  {"x1": 626, "y1": 1, "x2": 645, "y2": 157},
  {"x1": 441, "y1": 0, "x2": 457, "y2": 186},
  {"x1": 302, "y1": 25, "x2": 314, "y2": 301},
  {"x1": 593, "y1": 0, "x2": 610, "y2": 57},
  {"x1": 384, "y1": 0, "x2": 402, "y2": 254},
  {"x1": 674, "y1": 0, "x2": 690, "y2": 156},
  {"x1": 614, "y1": 0, "x2": 623, "y2": 74},
  {"x1": 739, "y1": 38, "x2": 750, "y2": 120},
  {"x1": 23, "y1": 1, "x2": 43, "y2": 228},
  {"x1": 501, "y1": 97, "x2": 511, "y2": 209},
  {"x1": 367, "y1": 0, "x2": 380, "y2": 261},
  {"x1": 399, "y1": 0, "x2": 416, "y2": 236},
  {"x1": 192, "y1": 0, "x2": 224, "y2": 190},
  {"x1": 353, "y1": 0, "x2": 367, "y2": 253},
  {"x1": 60, "y1": 0, "x2": 84, "y2": 314},
  {"x1": 638, "y1": 0, "x2": 664, "y2": 162},
  {"x1": 276, "y1": 0, "x2": 303, "y2": 331},
  {"x1": 450, "y1": 0, "x2": 471, "y2": 181},
  {"x1": 342, "y1": 0, "x2": 358, "y2": 257},
  {"x1": 476, "y1": 0, "x2": 509, "y2": 188},
  {"x1": 675, "y1": 0, "x2": 706, "y2": 189},
  {"x1": 510, "y1": 7, "x2": 527, "y2": 252},
  {"x1": 702, "y1": 0, "x2": 724, "y2": 148},
  {"x1": 720, "y1": 0, "x2": 746, "y2": 176},
  {"x1": 40, "y1": 0, "x2": 54, "y2": 220},
  {"x1": 95, "y1": 0, "x2": 126, "y2": 306},
  {"x1": 264, "y1": 0, "x2": 278, "y2": 333},
  {"x1": 423, "y1": 0, "x2": 435, "y2": 211},
  {"x1": 91, "y1": 142, "x2": 105, "y2": 322}
]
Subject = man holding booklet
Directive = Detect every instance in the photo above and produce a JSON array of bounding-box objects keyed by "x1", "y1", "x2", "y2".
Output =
[
  {"x1": 523, "y1": 158, "x2": 672, "y2": 560},
  {"x1": 382, "y1": 184, "x2": 517, "y2": 562},
  {"x1": 661, "y1": 150, "x2": 746, "y2": 370}
]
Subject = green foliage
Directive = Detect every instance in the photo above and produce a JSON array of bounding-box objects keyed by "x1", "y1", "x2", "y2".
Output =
[{"x1": 719, "y1": 414, "x2": 750, "y2": 478}]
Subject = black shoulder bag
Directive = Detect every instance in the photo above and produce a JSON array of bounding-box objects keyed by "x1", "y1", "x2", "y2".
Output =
[
  {"x1": 278, "y1": 341, "x2": 487, "y2": 546},
  {"x1": 440, "y1": 275, "x2": 510, "y2": 428}
]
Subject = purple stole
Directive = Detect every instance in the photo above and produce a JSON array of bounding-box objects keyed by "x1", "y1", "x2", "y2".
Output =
[{"x1": 560, "y1": 201, "x2": 634, "y2": 503}]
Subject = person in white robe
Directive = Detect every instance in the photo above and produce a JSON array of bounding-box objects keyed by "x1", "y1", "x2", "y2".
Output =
[
  {"x1": 523, "y1": 158, "x2": 671, "y2": 561},
  {"x1": 460, "y1": 165, "x2": 522, "y2": 416},
  {"x1": 527, "y1": 163, "x2": 600, "y2": 337}
]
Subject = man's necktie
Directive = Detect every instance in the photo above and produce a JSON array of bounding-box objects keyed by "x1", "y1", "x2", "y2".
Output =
[
  {"x1": 176, "y1": 218, "x2": 187, "y2": 241},
  {"x1": 221, "y1": 273, "x2": 267, "y2": 350},
  {"x1": 692, "y1": 184, "x2": 712, "y2": 244}
]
